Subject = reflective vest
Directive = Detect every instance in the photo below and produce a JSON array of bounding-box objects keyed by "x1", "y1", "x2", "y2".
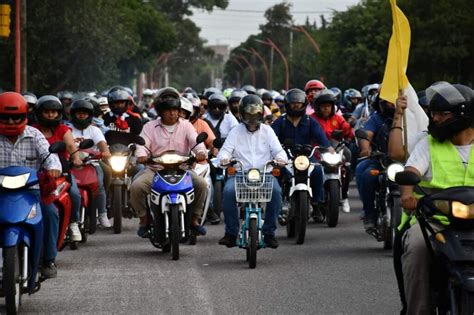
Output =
[{"x1": 399, "y1": 135, "x2": 474, "y2": 229}]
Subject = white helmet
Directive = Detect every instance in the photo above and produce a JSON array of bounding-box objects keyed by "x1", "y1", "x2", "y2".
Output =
[{"x1": 180, "y1": 96, "x2": 193, "y2": 119}]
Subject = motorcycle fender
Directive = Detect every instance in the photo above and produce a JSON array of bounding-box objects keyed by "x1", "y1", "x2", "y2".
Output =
[
  {"x1": 111, "y1": 178, "x2": 124, "y2": 186},
  {"x1": 289, "y1": 183, "x2": 312, "y2": 198},
  {"x1": 323, "y1": 172, "x2": 341, "y2": 183},
  {"x1": 161, "y1": 194, "x2": 187, "y2": 214}
]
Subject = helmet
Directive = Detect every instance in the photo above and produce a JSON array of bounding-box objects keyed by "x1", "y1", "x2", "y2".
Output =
[
  {"x1": 207, "y1": 93, "x2": 228, "y2": 120},
  {"x1": 313, "y1": 90, "x2": 337, "y2": 117},
  {"x1": 0, "y1": 92, "x2": 28, "y2": 136},
  {"x1": 343, "y1": 88, "x2": 362, "y2": 111},
  {"x1": 180, "y1": 97, "x2": 193, "y2": 119},
  {"x1": 426, "y1": 82, "x2": 473, "y2": 142},
  {"x1": 83, "y1": 96, "x2": 103, "y2": 117},
  {"x1": 256, "y1": 88, "x2": 268, "y2": 98},
  {"x1": 58, "y1": 91, "x2": 74, "y2": 101},
  {"x1": 35, "y1": 95, "x2": 63, "y2": 127},
  {"x1": 202, "y1": 87, "x2": 222, "y2": 100},
  {"x1": 70, "y1": 99, "x2": 94, "y2": 130},
  {"x1": 183, "y1": 93, "x2": 201, "y2": 121},
  {"x1": 239, "y1": 95, "x2": 264, "y2": 132},
  {"x1": 183, "y1": 87, "x2": 197, "y2": 95},
  {"x1": 223, "y1": 88, "x2": 233, "y2": 99},
  {"x1": 329, "y1": 87, "x2": 342, "y2": 104},
  {"x1": 228, "y1": 89, "x2": 247, "y2": 104},
  {"x1": 365, "y1": 84, "x2": 380, "y2": 105},
  {"x1": 154, "y1": 87, "x2": 181, "y2": 113},
  {"x1": 241, "y1": 84, "x2": 257, "y2": 95},
  {"x1": 284, "y1": 88, "x2": 307, "y2": 117},
  {"x1": 143, "y1": 89, "x2": 154, "y2": 97},
  {"x1": 22, "y1": 92, "x2": 37, "y2": 107},
  {"x1": 261, "y1": 91, "x2": 273, "y2": 102},
  {"x1": 107, "y1": 86, "x2": 132, "y2": 115},
  {"x1": 304, "y1": 80, "x2": 325, "y2": 93}
]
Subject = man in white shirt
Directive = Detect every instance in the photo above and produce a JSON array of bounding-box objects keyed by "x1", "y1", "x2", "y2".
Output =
[
  {"x1": 204, "y1": 93, "x2": 239, "y2": 140},
  {"x1": 217, "y1": 95, "x2": 287, "y2": 249}
]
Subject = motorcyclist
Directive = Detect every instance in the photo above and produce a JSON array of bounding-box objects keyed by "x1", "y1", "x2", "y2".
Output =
[
  {"x1": 23, "y1": 92, "x2": 38, "y2": 125},
  {"x1": 217, "y1": 94, "x2": 288, "y2": 248},
  {"x1": 130, "y1": 87, "x2": 208, "y2": 238},
  {"x1": 228, "y1": 89, "x2": 247, "y2": 122},
  {"x1": 204, "y1": 93, "x2": 239, "y2": 142},
  {"x1": 0, "y1": 92, "x2": 62, "y2": 278},
  {"x1": 262, "y1": 91, "x2": 281, "y2": 121},
  {"x1": 271, "y1": 88, "x2": 331, "y2": 222},
  {"x1": 311, "y1": 90, "x2": 354, "y2": 213},
  {"x1": 304, "y1": 79, "x2": 326, "y2": 115},
  {"x1": 398, "y1": 82, "x2": 474, "y2": 314},
  {"x1": 33, "y1": 95, "x2": 84, "y2": 242},
  {"x1": 70, "y1": 100, "x2": 112, "y2": 228},
  {"x1": 104, "y1": 86, "x2": 143, "y2": 136},
  {"x1": 352, "y1": 84, "x2": 379, "y2": 130},
  {"x1": 341, "y1": 88, "x2": 362, "y2": 114},
  {"x1": 355, "y1": 93, "x2": 396, "y2": 229},
  {"x1": 58, "y1": 91, "x2": 74, "y2": 122}
]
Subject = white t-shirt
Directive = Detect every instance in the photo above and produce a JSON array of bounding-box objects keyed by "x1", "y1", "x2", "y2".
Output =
[
  {"x1": 406, "y1": 136, "x2": 472, "y2": 181},
  {"x1": 71, "y1": 125, "x2": 106, "y2": 151},
  {"x1": 204, "y1": 113, "x2": 239, "y2": 139}
]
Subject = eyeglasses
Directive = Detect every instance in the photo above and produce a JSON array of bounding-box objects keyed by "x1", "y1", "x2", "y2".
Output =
[
  {"x1": 430, "y1": 111, "x2": 452, "y2": 118},
  {"x1": 0, "y1": 113, "x2": 26, "y2": 122}
]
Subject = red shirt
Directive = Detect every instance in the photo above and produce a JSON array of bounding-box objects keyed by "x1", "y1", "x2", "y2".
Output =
[
  {"x1": 310, "y1": 113, "x2": 353, "y2": 140},
  {"x1": 33, "y1": 124, "x2": 71, "y2": 160}
]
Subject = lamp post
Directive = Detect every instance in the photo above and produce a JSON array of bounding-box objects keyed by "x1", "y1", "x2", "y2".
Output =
[
  {"x1": 240, "y1": 47, "x2": 271, "y2": 90},
  {"x1": 230, "y1": 58, "x2": 244, "y2": 86},
  {"x1": 236, "y1": 54, "x2": 256, "y2": 87},
  {"x1": 255, "y1": 38, "x2": 289, "y2": 90},
  {"x1": 292, "y1": 26, "x2": 320, "y2": 54}
]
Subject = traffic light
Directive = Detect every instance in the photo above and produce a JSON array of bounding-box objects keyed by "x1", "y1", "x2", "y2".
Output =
[{"x1": 0, "y1": 4, "x2": 11, "y2": 38}]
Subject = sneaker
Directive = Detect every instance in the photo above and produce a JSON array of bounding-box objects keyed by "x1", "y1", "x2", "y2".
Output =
[
  {"x1": 363, "y1": 218, "x2": 375, "y2": 231},
  {"x1": 311, "y1": 203, "x2": 325, "y2": 223},
  {"x1": 69, "y1": 222, "x2": 82, "y2": 242},
  {"x1": 191, "y1": 225, "x2": 207, "y2": 236},
  {"x1": 137, "y1": 225, "x2": 149, "y2": 238},
  {"x1": 264, "y1": 235, "x2": 279, "y2": 249},
  {"x1": 218, "y1": 234, "x2": 237, "y2": 248},
  {"x1": 341, "y1": 199, "x2": 351, "y2": 213},
  {"x1": 41, "y1": 260, "x2": 57, "y2": 279},
  {"x1": 99, "y1": 213, "x2": 111, "y2": 228},
  {"x1": 206, "y1": 211, "x2": 221, "y2": 225}
]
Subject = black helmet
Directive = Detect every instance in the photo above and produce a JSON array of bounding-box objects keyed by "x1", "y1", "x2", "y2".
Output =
[
  {"x1": 261, "y1": 91, "x2": 273, "y2": 102},
  {"x1": 154, "y1": 87, "x2": 181, "y2": 113},
  {"x1": 313, "y1": 90, "x2": 336, "y2": 117},
  {"x1": 241, "y1": 84, "x2": 257, "y2": 95},
  {"x1": 70, "y1": 100, "x2": 94, "y2": 130},
  {"x1": 207, "y1": 93, "x2": 228, "y2": 120},
  {"x1": 83, "y1": 96, "x2": 102, "y2": 117},
  {"x1": 107, "y1": 86, "x2": 131, "y2": 115},
  {"x1": 22, "y1": 92, "x2": 37, "y2": 107},
  {"x1": 35, "y1": 95, "x2": 63, "y2": 128},
  {"x1": 239, "y1": 95, "x2": 264, "y2": 132},
  {"x1": 284, "y1": 88, "x2": 307, "y2": 117},
  {"x1": 426, "y1": 82, "x2": 473, "y2": 142}
]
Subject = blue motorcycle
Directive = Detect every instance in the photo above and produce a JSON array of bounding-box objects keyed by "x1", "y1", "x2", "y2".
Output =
[
  {"x1": 0, "y1": 166, "x2": 43, "y2": 314},
  {"x1": 147, "y1": 133, "x2": 207, "y2": 260}
]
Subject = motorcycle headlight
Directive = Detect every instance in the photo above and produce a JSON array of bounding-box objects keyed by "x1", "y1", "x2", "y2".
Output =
[
  {"x1": 153, "y1": 153, "x2": 186, "y2": 165},
  {"x1": 451, "y1": 201, "x2": 474, "y2": 219},
  {"x1": 387, "y1": 163, "x2": 405, "y2": 182},
  {"x1": 0, "y1": 173, "x2": 30, "y2": 189},
  {"x1": 247, "y1": 169, "x2": 261, "y2": 182},
  {"x1": 110, "y1": 156, "x2": 128, "y2": 172},
  {"x1": 294, "y1": 155, "x2": 310, "y2": 171},
  {"x1": 321, "y1": 152, "x2": 342, "y2": 166}
]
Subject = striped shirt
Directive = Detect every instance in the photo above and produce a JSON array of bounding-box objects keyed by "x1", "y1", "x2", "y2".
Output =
[{"x1": 0, "y1": 125, "x2": 62, "y2": 171}]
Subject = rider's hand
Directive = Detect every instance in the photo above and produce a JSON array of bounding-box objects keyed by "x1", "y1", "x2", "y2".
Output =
[
  {"x1": 401, "y1": 194, "x2": 418, "y2": 212},
  {"x1": 47, "y1": 169, "x2": 61, "y2": 178},
  {"x1": 220, "y1": 158, "x2": 230, "y2": 166},
  {"x1": 101, "y1": 151, "x2": 111, "y2": 160},
  {"x1": 137, "y1": 156, "x2": 148, "y2": 164},
  {"x1": 196, "y1": 152, "x2": 207, "y2": 162},
  {"x1": 327, "y1": 147, "x2": 336, "y2": 154},
  {"x1": 395, "y1": 95, "x2": 407, "y2": 116},
  {"x1": 211, "y1": 147, "x2": 219, "y2": 157},
  {"x1": 275, "y1": 159, "x2": 286, "y2": 167},
  {"x1": 72, "y1": 155, "x2": 83, "y2": 167}
]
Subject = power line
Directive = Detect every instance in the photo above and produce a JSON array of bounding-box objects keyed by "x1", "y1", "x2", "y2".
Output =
[{"x1": 210, "y1": 8, "x2": 333, "y2": 14}]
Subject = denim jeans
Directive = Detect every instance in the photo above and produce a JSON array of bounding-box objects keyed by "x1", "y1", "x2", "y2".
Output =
[
  {"x1": 69, "y1": 174, "x2": 81, "y2": 222},
  {"x1": 222, "y1": 176, "x2": 281, "y2": 237},
  {"x1": 355, "y1": 159, "x2": 382, "y2": 221},
  {"x1": 93, "y1": 164, "x2": 107, "y2": 215},
  {"x1": 38, "y1": 193, "x2": 59, "y2": 261}
]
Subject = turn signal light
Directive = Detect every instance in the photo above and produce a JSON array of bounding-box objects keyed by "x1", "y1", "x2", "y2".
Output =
[
  {"x1": 227, "y1": 166, "x2": 236, "y2": 175},
  {"x1": 272, "y1": 168, "x2": 281, "y2": 177},
  {"x1": 370, "y1": 170, "x2": 380, "y2": 176}
]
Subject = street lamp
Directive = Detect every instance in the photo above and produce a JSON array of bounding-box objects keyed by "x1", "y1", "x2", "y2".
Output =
[
  {"x1": 236, "y1": 54, "x2": 256, "y2": 87},
  {"x1": 255, "y1": 38, "x2": 289, "y2": 90},
  {"x1": 240, "y1": 47, "x2": 271, "y2": 90},
  {"x1": 292, "y1": 26, "x2": 320, "y2": 54}
]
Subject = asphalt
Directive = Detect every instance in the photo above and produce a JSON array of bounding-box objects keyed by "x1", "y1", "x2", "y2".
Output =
[{"x1": 6, "y1": 186, "x2": 401, "y2": 314}]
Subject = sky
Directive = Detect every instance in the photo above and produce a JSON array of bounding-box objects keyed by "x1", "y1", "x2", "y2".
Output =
[{"x1": 191, "y1": 0, "x2": 361, "y2": 48}]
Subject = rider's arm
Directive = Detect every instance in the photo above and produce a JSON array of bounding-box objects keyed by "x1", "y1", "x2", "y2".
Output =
[
  {"x1": 34, "y1": 128, "x2": 62, "y2": 177},
  {"x1": 216, "y1": 126, "x2": 236, "y2": 165},
  {"x1": 358, "y1": 130, "x2": 374, "y2": 157},
  {"x1": 63, "y1": 129, "x2": 82, "y2": 166},
  {"x1": 388, "y1": 95, "x2": 407, "y2": 162},
  {"x1": 97, "y1": 140, "x2": 111, "y2": 160},
  {"x1": 400, "y1": 166, "x2": 422, "y2": 211}
]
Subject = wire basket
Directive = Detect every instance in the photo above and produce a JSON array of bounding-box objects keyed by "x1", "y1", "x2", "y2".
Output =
[{"x1": 234, "y1": 173, "x2": 273, "y2": 203}]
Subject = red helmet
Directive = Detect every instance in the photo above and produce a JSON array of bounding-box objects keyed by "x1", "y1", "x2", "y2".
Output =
[
  {"x1": 0, "y1": 92, "x2": 28, "y2": 136},
  {"x1": 304, "y1": 80, "x2": 326, "y2": 94}
]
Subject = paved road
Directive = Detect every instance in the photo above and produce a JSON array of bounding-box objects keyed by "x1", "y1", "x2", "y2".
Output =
[{"x1": 10, "y1": 186, "x2": 401, "y2": 314}]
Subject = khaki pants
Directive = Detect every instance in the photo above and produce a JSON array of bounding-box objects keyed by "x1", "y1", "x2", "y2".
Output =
[
  {"x1": 129, "y1": 167, "x2": 207, "y2": 219},
  {"x1": 401, "y1": 221, "x2": 442, "y2": 315}
]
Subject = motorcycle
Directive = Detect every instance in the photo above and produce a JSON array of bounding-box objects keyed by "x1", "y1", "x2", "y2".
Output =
[
  {"x1": 210, "y1": 139, "x2": 225, "y2": 218},
  {"x1": 105, "y1": 131, "x2": 145, "y2": 234},
  {"x1": 147, "y1": 133, "x2": 208, "y2": 260},
  {"x1": 0, "y1": 143, "x2": 64, "y2": 313},
  {"x1": 282, "y1": 140, "x2": 317, "y2": 244},
  {"x1": 355, "y1": 129, "x2": 403, "y2": 249},
  {"x1": 70, "y1": 140, "x2": 101, "y2": 238},
  {"x1": 224, "y1": 159, "x2": 279, "y2": 268},
  {"x1": 395, "y1": 171, "x2": 474, "y2": 314}
]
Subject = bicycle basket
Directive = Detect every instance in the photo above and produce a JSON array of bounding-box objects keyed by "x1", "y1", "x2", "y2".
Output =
[{"x1": 234, "y1": 173, "x2": 273, "y2": 203}]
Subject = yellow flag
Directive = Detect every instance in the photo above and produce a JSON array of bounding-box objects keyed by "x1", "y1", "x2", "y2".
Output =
[{"x1": 380, "y1": 0, "x2": 411, "y2": 104}]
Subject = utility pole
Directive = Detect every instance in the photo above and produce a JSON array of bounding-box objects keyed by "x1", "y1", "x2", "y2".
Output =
[{"x1": 20, "y1": 0, "x2": 26, "y2": 91}]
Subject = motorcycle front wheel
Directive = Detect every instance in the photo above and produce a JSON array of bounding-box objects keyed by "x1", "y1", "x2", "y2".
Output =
[
  {"x1": 295, "y1": 191, "x2": 309, "y2": 244},
  {"x1": 326, "y1": 180, "x2": 340, "y2": 228},
  {"x1": 248, "y1": 218, "x2": 258, "y2": 269},
  {"x1": 170, "y1": 204, "x2": 180, "y2": 260},
  {"x1": 3, "y1": 245, "x2": 22, "y2": 315},
  {"x1": 112, "y1": 185, "x2": 123, "y2": 234}
]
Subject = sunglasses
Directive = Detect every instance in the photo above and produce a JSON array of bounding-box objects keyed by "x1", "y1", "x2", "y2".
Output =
[
  {"x1": 208, "y1": 104, "x2": 227, "y2": 110},
  {"x1": 0, "y1": 113, "x2": 26, "y2": 121}
]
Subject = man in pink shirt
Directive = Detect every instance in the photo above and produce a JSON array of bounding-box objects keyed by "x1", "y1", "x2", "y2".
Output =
[{"x1": 130, "y1": 87, "x2": 208, "y2": 238}]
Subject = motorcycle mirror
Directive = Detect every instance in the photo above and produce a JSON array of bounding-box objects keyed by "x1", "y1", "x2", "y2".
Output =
[
  {"x1": 196, "y1": 132, "x2": 208, "y2": 144},
  {"x1": 213, "y1": 138, "x2": 224, "y2": 149},
  {"x1": 49, "y1": 141, "x2": 66, "y2": 153},
  {"x1": 79, "y1": 139, "x2": 95, "y2": 150},
  {"x1": 355, "y1": 129, "x2": 369, "y2": 141},
  {"x1": 134, "y1": 136, "x2": 146, "y2": 146},
  {"x1": 331, "y1": 129, "x2": 343, "y2": 140},
  {"x1": 283, "y1": 138, "x2": 294, "y2": 149},
  {"x1": 395, "y1": 171, "x2": 421, "y2": 186}
]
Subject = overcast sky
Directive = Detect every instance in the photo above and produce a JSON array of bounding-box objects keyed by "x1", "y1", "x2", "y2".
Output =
[{"x1": 191, "y1": 0, "x2": 361, "y2": 47}]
